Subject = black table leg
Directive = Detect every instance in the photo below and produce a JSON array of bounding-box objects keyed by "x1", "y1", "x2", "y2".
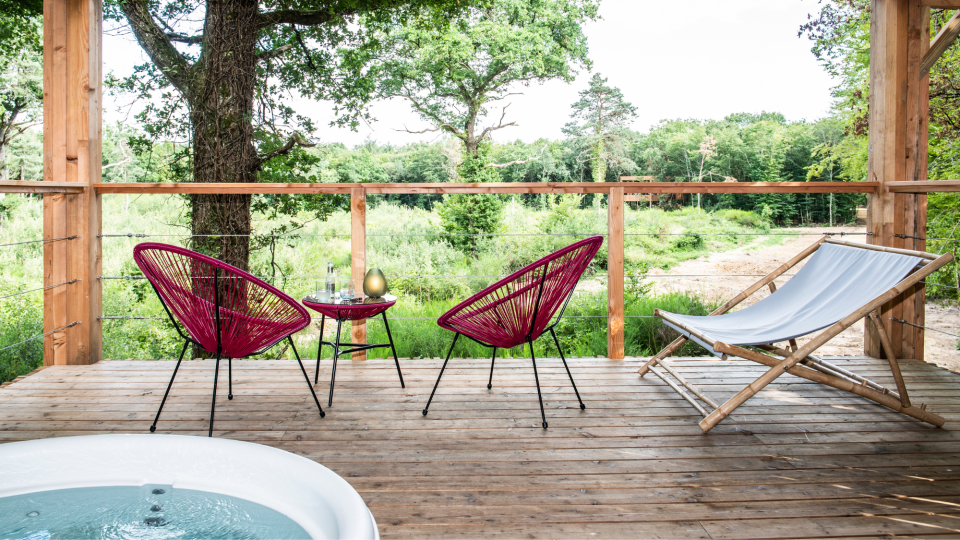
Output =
[
  {"x1": 314, "y1": 314, "x2": 325, "y2": 384},
  {"x1": 329, "y1": 318, "x2": 343, "y2": 407},
  {"x1": 382, "y1": 312, "x2": 405, "y2": 388}
]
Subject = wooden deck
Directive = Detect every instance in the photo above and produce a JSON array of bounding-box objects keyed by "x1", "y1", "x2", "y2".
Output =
[{"x1": 2, "y1": 356, "x2": 960, "y2": 539}]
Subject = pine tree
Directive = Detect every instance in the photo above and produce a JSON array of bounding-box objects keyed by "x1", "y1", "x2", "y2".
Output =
[{"x1": 563, "y1": 74, "x2": 637, "y2": 182}]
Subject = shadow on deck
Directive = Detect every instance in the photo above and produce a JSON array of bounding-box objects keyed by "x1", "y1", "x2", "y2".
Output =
[{"x1": 2, "y1": 356, "x2": 960, "y2": 539}]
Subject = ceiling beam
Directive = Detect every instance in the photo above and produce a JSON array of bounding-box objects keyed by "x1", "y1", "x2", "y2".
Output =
[
  {"x1": 922, "y1": 0, "x2": 960, "y2": 8},
  {"x1": 921, "y1": 9, "x2": 960, "y2": 76}
]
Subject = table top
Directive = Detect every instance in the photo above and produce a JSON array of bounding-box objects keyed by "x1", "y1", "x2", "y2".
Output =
[
  {"x1": 302, "y1": 294, "x2": 396, "y2": 320},
  {"x1": 302, "y1": 293, "x2": 396, "y2": 307}
]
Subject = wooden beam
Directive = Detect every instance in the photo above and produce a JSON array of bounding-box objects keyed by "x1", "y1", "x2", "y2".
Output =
[
  {"x1": 351, "y1": 188, "x2": 366, "y2": 361},
  {"x1": 94, "y1": 183, "x2": 356, "y2": 194},
  {"x1": 0, "y1": 181, "x2": 86, "y2": 193},
  {"x1": 607, "y1": 187, "x2": 624, "y2": 360},
  {"x1": 42, "y1": 0, "x2": 101, "y2": 365},
  {"x1": 921, "y1": 10, "x2": 960, "y2": 76},
  {"x1": 888, "y1": 179, "x2": 960, "y2": 191},
  {"x1": 896, "y1": 0, "x2": 931, "y2": 362},
  {"x1": 866, "y1": 0, "x2": 931, "y2": 361},
  {"x1": 93, "y1": 182, "x2": 879, "y2": 195},
  {"x1": 922, "y1": 0, "x2": 960, "y2": 8},
  {"x1": 43, "y1": 0, "x2": 68, "y2": 366}
]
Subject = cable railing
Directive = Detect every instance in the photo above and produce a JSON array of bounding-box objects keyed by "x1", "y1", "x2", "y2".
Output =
[
  {"x1": 91, "y1": 227, "x2": 954, "y2": 342},
  {"x1": 0, "y1": 179, "x2": 951, "y2": 365}
]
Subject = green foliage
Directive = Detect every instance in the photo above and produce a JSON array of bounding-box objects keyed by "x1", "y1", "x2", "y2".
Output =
[
  {"x1": 0, "y1": 33, "x2": 41, "y2": 177},
  {"x1": 438, "y1": 193, "x2": 504, "y2": 256},
  {"x1": 0, "y1": 294, "x2": 42, "y2": 383},
  {"x1": 0, "y1": 6, "x2": 40, "y2": 64},
  {"x1": 925, "y1": 192, "x2": 960, "y2": 300},
  {"x1": 436, "y1": 146, "x2": 505, "y2": 255},
  {"x1": 632, "y1": 114, "x2": 863, "y2": 225}
]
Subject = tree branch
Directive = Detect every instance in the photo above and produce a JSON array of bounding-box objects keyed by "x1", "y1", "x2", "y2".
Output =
[
  {"x1": 118, "y1": 0, "x2": 193, "y2": 94},
  {"x1": 397, "y1": 94, "x2": 454, "y2": 133},
  {"x1": 478, "y1": 104, "x2": 516, "y2": 142},
  {"x1": 396, "y1": 123, "x2": 462, "y2": 136},
  {"x1": 259, "y1": 8, "x2": 356, "y2": 30},
  {"x1": 486, "y1": 146, "x2": 548, "y2": 168},
  {"x1": 257, "y1": 44, "x2": 293, "y2": 62},
  {"x1": 166, "y1": 33, "x2": 203, "y2": 44},
  {"x1": 254, "y1": 133, "x2": 316, "y2": 170},
  {"x1": 290, "y1": 25, "x2": 318, "y2": 72}
]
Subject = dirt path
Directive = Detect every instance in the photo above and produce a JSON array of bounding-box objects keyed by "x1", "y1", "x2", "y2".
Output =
[{"x1": 647, "y1": 226, "x2": 960, "y2": 371}]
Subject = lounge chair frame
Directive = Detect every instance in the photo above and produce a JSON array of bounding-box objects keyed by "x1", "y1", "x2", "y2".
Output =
[{"x1": 639, "y1": 237, "x2": 953, "y2": 433}]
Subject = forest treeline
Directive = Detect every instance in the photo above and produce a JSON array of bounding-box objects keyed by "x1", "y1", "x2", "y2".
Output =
[{"x1": 7, "y1": 110, "x2": 864, "y2": 227}]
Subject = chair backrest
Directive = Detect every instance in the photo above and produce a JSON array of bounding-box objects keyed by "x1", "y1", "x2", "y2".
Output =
[
  {"x1": 133, "y1": 243, "x2": 310, "y2": 358},
  {"x1": 438, "y1": 236, "x2": 603, "y2": 349}
]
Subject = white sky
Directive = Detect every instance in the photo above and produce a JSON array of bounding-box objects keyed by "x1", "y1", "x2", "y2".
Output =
[{"x1": 102, "y1": 0, "x2": 836, "y2": 147}]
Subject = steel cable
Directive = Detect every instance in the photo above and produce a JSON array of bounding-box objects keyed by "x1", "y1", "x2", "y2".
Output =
[
  {"x1": 0, "y1": 321, "x2": 81, "y2": 353},
  {"x1": 890, "y1": 318, "x2": 960, "y2": 339},
  {"x1": 0, "y1": 235, "x2": 80, "y2": 248},
  {"x1": 0, "y1": 279, "x2": 81, "y2": 301}
]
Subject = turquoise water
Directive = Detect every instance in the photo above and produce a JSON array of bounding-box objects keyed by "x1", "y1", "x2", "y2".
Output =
[{"x1": 0, "y1": 485, "x2": 311, "y2": 540}]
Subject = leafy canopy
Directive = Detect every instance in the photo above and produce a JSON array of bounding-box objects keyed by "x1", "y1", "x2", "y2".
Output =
[
  {"x1": 371, "y1": 0, "x2": 599, "y2": 152},
  {"x1": 0, "y1": 1, "x2": 41, "y2": 64},
  {"x1": 103, "y1": 0, "x2": 482, "y2": 171}
]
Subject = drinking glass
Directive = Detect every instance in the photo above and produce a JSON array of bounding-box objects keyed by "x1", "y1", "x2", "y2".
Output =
[
  {"x1": 311, "y1": 280, "x2": 328, "y2": 302},
  {"x1": 341, "y1": 278, "x2": 355, "y2": 300}
]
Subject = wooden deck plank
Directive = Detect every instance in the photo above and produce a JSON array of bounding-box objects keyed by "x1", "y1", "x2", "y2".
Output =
[{"x1": 2, "y1": 356, "x2": 960, "y2": 539}]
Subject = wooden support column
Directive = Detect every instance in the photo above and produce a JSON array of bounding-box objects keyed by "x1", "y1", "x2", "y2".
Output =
[
  {"x1": 866, "y1": 0, "x2": 929, "y2": 361},
  {"x1": 351, "y1": 187, "x2": 366, "y2": 360},
  {"x1": 607, "y1": 187, "x2": 625, "y2": 360},
  {"x1": 42, "y1": 0, "x2": 102, "y2": 365}
]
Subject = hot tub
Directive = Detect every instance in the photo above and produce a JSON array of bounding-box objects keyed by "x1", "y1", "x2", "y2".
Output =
[{"x1": 0, "y1": 434, "x2": 378, "y2": 539}]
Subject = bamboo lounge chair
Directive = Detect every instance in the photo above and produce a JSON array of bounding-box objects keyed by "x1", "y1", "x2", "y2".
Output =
[{"x1": 639, "y1": 237, "x2": 953, "y2": 433}]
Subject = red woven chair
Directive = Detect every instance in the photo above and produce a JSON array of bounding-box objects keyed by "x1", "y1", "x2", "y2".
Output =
[
  {"x1": 422, "y1": 236, "x2": 603, "y2": 428},
  {"x1": 133, "y1": 243, "x2": 324, "y2": 437}
]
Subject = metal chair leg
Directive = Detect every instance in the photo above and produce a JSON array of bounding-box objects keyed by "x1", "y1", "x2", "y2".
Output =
[
  {"x1": 315, "y1": 314, "x2": 325, "y2": 384},
  {"x1": 423, "y1": 333, "x2": 460, "y2": 416},
  {"x1": 529, "y1": 339, "x2": 548, "y2": 429},
  {"x1": 209, "y1": 353, "x2": 221, "y2": 437},
  {"x1": 329, "y1": 319, "x2": 343, "y2": 407},
  {"x1": 382, "y1": 312, "x2": 405, "y2": 388},
  {"x1": 150, "y1": 340, "x2": 189, "y2": 433},
  {"x1": 289, "y1": 336, "x2": 325, "y2": 418},
  {"x1": 227, "y1": 357, "x2": 233, "y2": 400},
  {"x1": 551, "y1": 328, "x2": 584, "y2": 410},
  {"x1": 487, "y1": 347, "x2": 497, "y2": 389}
]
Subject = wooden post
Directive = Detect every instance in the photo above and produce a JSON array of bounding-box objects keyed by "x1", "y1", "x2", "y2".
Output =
[
  {"x1": 42, "y1": 0, "x2": 102, "y2": 365},
  {"x1": 866, "y1": 0, "x2": 929, "y2": 360},
  {"x1": 607, "y1": 187, "x2": 624, "y2": 360},
  {"x1": 351, "y1": 187, "x2": 366, "y2": 360}
]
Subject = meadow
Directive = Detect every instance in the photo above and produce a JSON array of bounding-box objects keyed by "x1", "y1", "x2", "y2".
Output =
[{"x1": 0, "y1": 192, "x2": 786, "y2": 382}]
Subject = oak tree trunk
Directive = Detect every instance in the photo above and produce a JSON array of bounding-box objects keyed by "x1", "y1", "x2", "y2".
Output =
[
  {"x1": 185, "y1": 0, "x2": 259, "y2": 357},
  {"x1": 188, "y1": 0, "x2": 259, "y2": 272}
]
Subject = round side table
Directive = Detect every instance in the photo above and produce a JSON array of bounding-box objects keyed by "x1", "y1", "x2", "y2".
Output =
[{"x1": 302, "y1": 294, "x2": 404, "y2": 406}]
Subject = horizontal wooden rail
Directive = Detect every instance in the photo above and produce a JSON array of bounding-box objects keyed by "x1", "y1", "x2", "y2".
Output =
[
  {"x1": 92, "y1": 181, "x2": 879, "y2": 195},
  {"x1": 922, "y1": 0, "x2": 960, "y2": 7},
  {"x1": 887, "y1": 180, "x2": 960, "y2": 193},
  {"x1": 0, "y1": 181, "x2": 87, "y2": 194},
  {"x1": 93, "y1": 182, "x2": 355, "y2": 195}
]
